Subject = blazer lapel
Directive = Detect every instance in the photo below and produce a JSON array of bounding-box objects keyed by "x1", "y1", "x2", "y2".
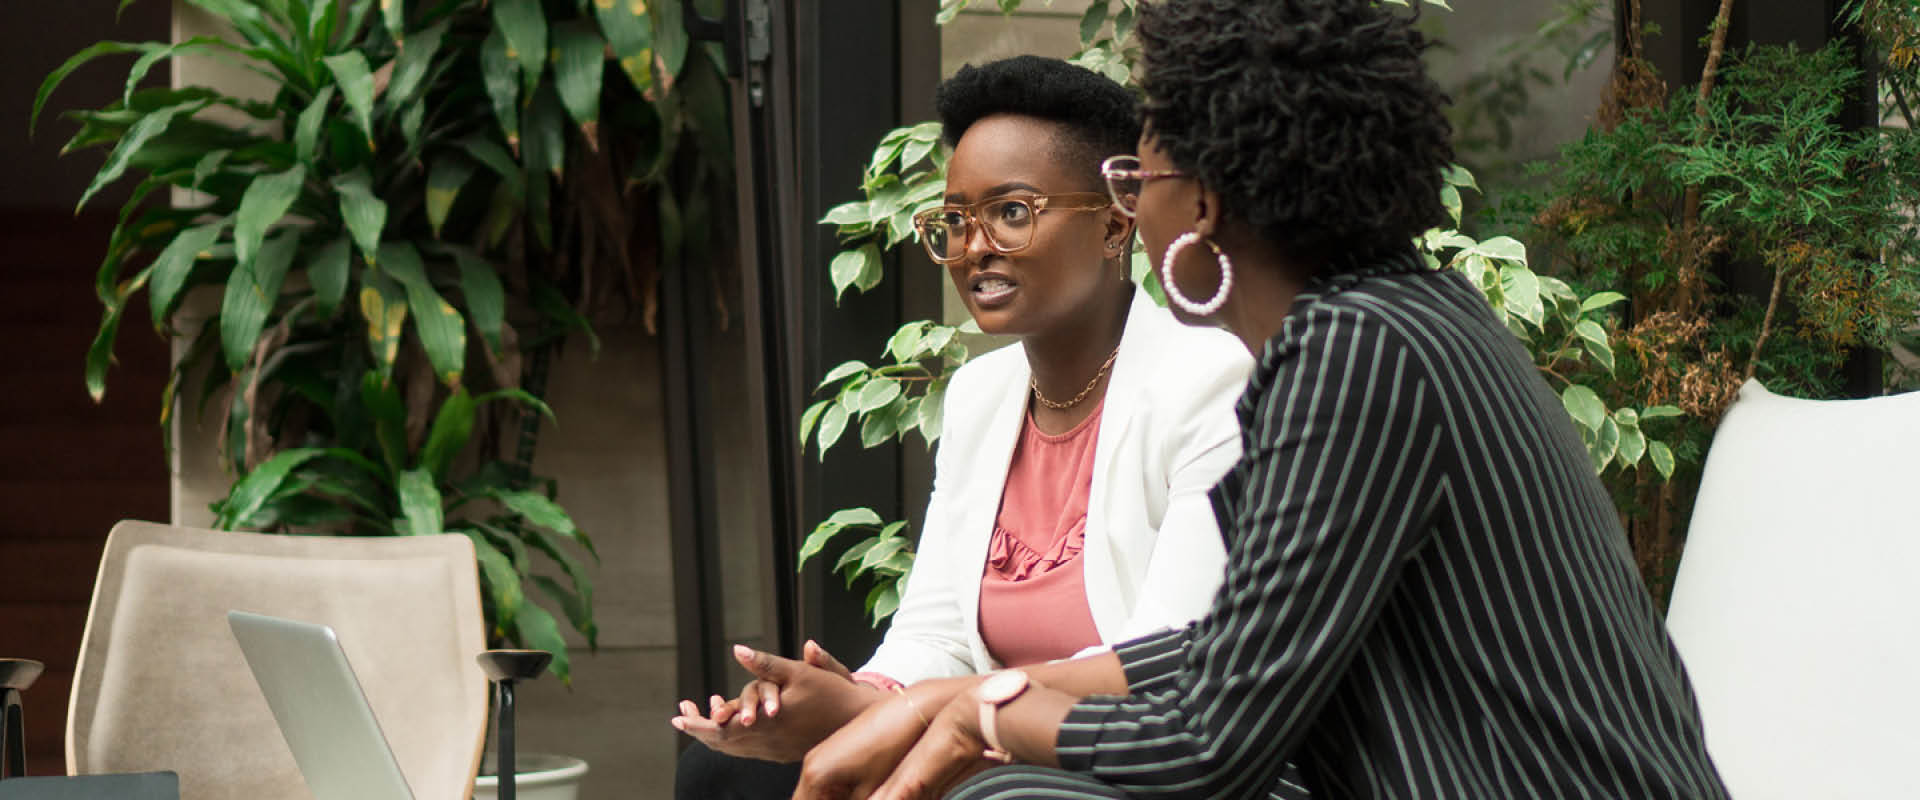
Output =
[
  {"x1": 1081, "y1": 288, "x2": 1154, "y2": 635},
  {"x1": 956, "y1": 351, "x2": 1031, "y2": 660}
]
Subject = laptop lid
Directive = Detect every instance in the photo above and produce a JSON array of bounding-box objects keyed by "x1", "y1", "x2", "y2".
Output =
[{"x1": 226, "y1": 611, "x2": 415, "y2": 800}]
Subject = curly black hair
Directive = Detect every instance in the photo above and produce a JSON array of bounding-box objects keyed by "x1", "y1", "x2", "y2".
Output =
[
  {"x1": 935, "y1": 55, "x2": 1142, "y2": 191},
  {"x1": 1136, "y1": 0, "x2": 1455, "y2": 265}
]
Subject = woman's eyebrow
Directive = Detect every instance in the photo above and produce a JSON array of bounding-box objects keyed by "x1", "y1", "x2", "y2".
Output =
[{"x1": 944, "y1": 181, "x2": 1044, "y2": 202}]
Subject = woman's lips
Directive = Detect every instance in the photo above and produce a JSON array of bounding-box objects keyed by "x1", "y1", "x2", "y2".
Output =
[{"x1": 971, "y1": 275, "x2": 1018, "y2": 307}]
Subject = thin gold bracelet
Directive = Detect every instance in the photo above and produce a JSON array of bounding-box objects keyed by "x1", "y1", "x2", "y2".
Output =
[{"x1": 892, "y1": 686, "x2": 932, "y2": 728}]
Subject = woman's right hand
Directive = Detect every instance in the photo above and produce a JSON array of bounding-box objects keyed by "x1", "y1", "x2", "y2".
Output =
[
  {"x1": 792, "y1": 677, "x2": 974, "y2": 800},
  {"x1": 670, "y1": 641, "x2": 879, "y2": 763}
]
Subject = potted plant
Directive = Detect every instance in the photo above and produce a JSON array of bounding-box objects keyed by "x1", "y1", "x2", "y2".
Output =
[{"x1": 35, "y1": 0, "x2": 735, "y2": 791}]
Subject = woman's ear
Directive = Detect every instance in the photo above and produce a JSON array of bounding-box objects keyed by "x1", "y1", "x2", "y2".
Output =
[
  {"x1": 1194, "y1": 184, "x2": 1224, "y2": 240},
  {"x1": 1102, "y1": 208, "x2": 1136, "y2": 256}
]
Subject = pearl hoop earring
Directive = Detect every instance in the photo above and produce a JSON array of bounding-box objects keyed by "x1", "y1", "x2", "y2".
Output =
[{"x1": 1160, "y1": 231, "x2": 1233, "y2": 316}]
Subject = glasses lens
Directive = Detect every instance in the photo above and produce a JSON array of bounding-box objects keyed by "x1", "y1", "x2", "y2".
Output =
[
  {"x1": 1103, "y1": 157, "x2": 1142, "y2": 217},
  {"x1": 919, "y1": 210, "x2": 967, "y2": 262},
  {"x1": 980, "y1": 198, "x2": 1035, "y2": 252}
]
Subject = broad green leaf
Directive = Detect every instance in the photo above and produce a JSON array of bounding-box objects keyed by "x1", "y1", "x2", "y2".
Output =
[
  {"x1": 1442, "y1": 163, "x2": 1479, "y2": 191},
  {"x1": 799, "y1": 399, "x2": 832, "y2": 445},
  {"x1": 552, "y1": 21, "x2": 605, "y2": 128},
  {"x1": 867, "y1": 581, "x2": 901, "y2": 623},
  {"x1": 1640, "y1": 405, "x2": 1684, "y2": 421},
  {"x1": 817, "y1": 403, "x2": 849, "y2": 457},
  {"x1": 1440, "y1": 184, "x2": 1461, "y2": 225},
  {"x1": 651, "y1": 0, "x2": 688, "y2": 79},
  {"x1": 491, "y1": 490, "x2": 594, "y2": 556},
  {"x1": 85, "y1": 301, "x2": 129, "y2": 403},
  {"x1": 512, "y1": 603, "x2": 571, "y2": 684},
  {"x1": 860, "y1": 537, "x2": 910, "y2": 572},
  {"x1": 1579, "y1": 291, "x2": 1628, "y2": 314},
  {"x1": 886, "y1": 321, "x2": 929, "y2": 362},
  {"x1": 821, "y1": 201, "x2": 871, "y2": 227},
  {"x1": 1079, "y1": 0, "x2": 1110, "y2": 44},
  {"x1": 830, "y1": 243, "x2": 880, "y2": 302},
  {"x1": 217, "y1": 448, "x2": 329, "y2": 528},
  {"x1": 860, "y1": 400, "x2": 901, "y2": 447},
  {"x1": 460, "y1": 135, "x2": 525, "y2": 196},
  {"x1": 1616, "y1": 419, "x2": 1647, "y2": 465},
  {"x1": 397, "y1": 467, "x2": 445, "y2": 536},
  {"x1": 857, "y1": 378, "x2": 902, "y2": 413},
  {"x1": 473, "y1": 388, "x2": 556, "y2": 421},
  {"x1": 386, "y1": 19, "x2": 449, "y2": 108},
  {"x1": 147, "y1": 220, "x2": 228, "y2": 330},
  {"x1": 522, "y1": 86, "x2": 567, "y2": 178},
  {"x1": 75, "y1": 105, "x2": 187, "y2": 212},
  {"x1": 1475, "y1": 235, "x2": 1529, "y2": 263},
  {"x1": 835, "y1": 538, "x2": 880, "y2": 573},
  {"x1": 1648, "y1": 440, "x2": 1676, "y2": 479},
  {"x1": 233, "y1": 165, "x2": 306, "y2": 269},
  {"x1": 426, "y1": 157, "x2": 477, "y2": 239},
  {"x1": 221, "y1": 230, "x2": 299, "y2": 372},
  {"x1": 1592, "y1": 416, "x2": 1620, "y2": 472},
  {"x1": 359, "y1": 271, "x2": 408, "y2": 379},
  {"x1": 1560, "y1": 385, "x2": 1606, "y2": 433},
  {"x1": 359, "y1": 371, "x2": 408, "y2": 478},
  {"x1": 294, "y1": 85, "x2": 336, "y2": 165},
  {"x1": 310, "y1": 236, "x2": 351, "y2": 320},
  {"x1": 121, "y1": 37, "x2": 237, "y2": 107},
  {"x1": 334, "y1": 167, "x2": 388, "y2": 266},
  {"x1": 323, "y1": 51, "x2": 376, "y2": 145},
  {"x1": 493, "y1": 0, "x2": 549, "y2": 96},
  {"x1": 1500, "y1": 265, "x2": 1544, "y2": 329},
  {"x1": 797, "y1": 522, "x2": 840, "y2": 567},
  {"x1": 822, "y1": 507, "x2": 882, "y2": 527},
  {"x1": 817, "y1": 360, "x2": 870, "y2": 390},
  {"x1": 1574, "y1": 319, "x2": 1615, "y2": 372},
  {"x1": 383, "y1": 0, "x2": 405, "y2": 42},
  {"x1": 530, "y1": 574, "x2": 598, "y2": 649},
  {"x1": 378, "y1": 242, "x2": 466, "y2": 384},
  {"x1": 471, "y1": 534, "x2": 524, "y2": 633},
  {"x1": 418, "y1": 387, "x2": 476, "y2": 479},
  {"x1": 480, "y1": 28, "x2": 521, "y2": 147},
  {"x1": 447, "y1": 247, "x2": 506, "y2": 353},
  {"x1": 33, "y1": 41, "x2": 162, "y2": 133},
  {"x1": 918, "y1": 380, "x2": 946, "y2": 442}
]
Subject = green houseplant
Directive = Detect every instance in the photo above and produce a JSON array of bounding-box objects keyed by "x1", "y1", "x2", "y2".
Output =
[
  {"x1": 795, "y1": 0, "x2": 1681, "y2": 625},
  {"x1": 35, "y1": 0, "x2": 736, "y2": 684}
]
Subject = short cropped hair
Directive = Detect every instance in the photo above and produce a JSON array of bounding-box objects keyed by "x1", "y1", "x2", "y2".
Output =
[
  {"x1": 935, "y1": 55, "x2": 1142, "y2": 190},
  {"x1": 1136, "y1": 0, "x2": 1456, "y2": 264}
]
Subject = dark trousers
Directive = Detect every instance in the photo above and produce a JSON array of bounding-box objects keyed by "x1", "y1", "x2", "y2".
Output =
[
  {"x1": 674, "y1": 740, "x2": 802, "y2": 800},
  {"x1": 949, "y1": 764, "x2": 1313, "y2": 799}
]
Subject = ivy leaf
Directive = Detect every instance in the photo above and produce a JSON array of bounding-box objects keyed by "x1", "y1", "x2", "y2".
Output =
[
  {"x1": 1500, "y1": 265, "x2": 1544, "y2": 330},
  {"x1": 830, "y1": 244, "x2": 879, "y2": 302},
  {"x1": 799, "y1": 399, "x2": 833, "y2": 445},
  {"x1": 816, "y1": 403, "x2": 849, "y2": 458},
  {"x1": 818, "y1": 360, "x2": 869, "y2": 390},
  {"x1": 397, "y1": 467, "x2": 445, "y2": 537},
  {"x1": 1574, "y1": 319, "x2": 1615, "y2": 372},
  {"x1": 322, "y1": 51, "x2": 376, "y2": 145},
  {"x1": 1648, "y1": 440, "x2": 1676, "y2": 479},
  {"x1": 1579, "y1": 291, "x2": 1628, "y2": 314}
]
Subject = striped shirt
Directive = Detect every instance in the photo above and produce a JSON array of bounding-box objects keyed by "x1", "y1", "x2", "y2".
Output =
[{"x1": 1053, "y1": 252, "x2": 1730, "y2": 799}]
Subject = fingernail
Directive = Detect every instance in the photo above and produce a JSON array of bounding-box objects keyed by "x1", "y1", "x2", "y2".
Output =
[
  {"x1": 671, "y1": 718, "x2": 684, "y2": 730},
  {"x1": 734, "y1": 644, "x2": 753, "y2": 660}
]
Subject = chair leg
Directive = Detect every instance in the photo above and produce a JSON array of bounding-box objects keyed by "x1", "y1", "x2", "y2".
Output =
[{"x1": 3, "y1": 687, "x2": 24, "y2": 779}]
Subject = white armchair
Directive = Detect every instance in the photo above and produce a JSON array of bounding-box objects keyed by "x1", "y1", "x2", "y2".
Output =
[{"x1": 1665, "y1": 380, "x2": 1920, "y2": 799}]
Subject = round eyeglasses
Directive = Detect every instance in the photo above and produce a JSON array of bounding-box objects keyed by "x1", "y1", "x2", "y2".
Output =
[
  {"x1": 910, "y1": 193, "x2": 1112, "y2": 264},
  {"x1": 1100, "y1": 155, "x2": 1188, "y2": 218}
]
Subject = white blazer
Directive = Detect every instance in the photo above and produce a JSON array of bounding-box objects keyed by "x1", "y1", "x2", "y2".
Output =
[{"x1": 859, "y1": 289, "x2": 1252, "y2": 683}]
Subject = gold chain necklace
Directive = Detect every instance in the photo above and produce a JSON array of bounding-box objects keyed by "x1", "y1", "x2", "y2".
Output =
[{"x1": 1030, "y1": 346, "x2": 1122, "y2": 411}]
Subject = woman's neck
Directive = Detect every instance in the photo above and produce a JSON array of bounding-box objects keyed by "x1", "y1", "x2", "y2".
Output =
[
  {"x1": 1218, "y1": 246, "x2": 1314, "y2": 354},
  {"x1": 1021, "y1": 281, "x2": 1132, "y2": 434}
]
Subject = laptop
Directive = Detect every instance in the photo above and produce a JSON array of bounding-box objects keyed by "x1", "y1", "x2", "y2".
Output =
[{"x1": 226, "y1": 611, "x2": 416, "y2": 800}]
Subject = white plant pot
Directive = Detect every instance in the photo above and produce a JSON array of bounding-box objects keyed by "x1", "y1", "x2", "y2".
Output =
[{"x1": 472, "y1": 753, "x2": 590, "y2": 800}]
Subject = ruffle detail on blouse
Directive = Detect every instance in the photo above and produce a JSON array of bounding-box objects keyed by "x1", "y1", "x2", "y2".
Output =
[{"x1": 986, "y1": 519, "x2": 1086, "y2": 581}]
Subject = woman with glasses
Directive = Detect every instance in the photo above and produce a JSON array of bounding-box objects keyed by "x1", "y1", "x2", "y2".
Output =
[
  {"x1": 788, "y1": 1, "x2": 1731, "y2": 798},
  {"x1": 670, "y1": 54, "x2": 1257, "y2": 800}
]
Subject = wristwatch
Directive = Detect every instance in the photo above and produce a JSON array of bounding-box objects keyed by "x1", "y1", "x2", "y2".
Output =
[{"x1": 976, "y1": 669, "x2": 1032, "y2": 763}]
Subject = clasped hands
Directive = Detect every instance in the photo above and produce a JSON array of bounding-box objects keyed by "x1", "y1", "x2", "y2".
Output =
[{"x1": 671, "y1": 642, "x2": 1006, "y2": 799}]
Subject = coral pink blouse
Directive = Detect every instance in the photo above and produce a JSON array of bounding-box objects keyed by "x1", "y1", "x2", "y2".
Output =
[{"x1": 975, "y1": 403, "x2": 1105, "y2": 667}]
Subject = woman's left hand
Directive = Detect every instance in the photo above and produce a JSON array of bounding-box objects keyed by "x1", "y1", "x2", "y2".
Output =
[{"x1": 866, "y1": 688, "x2": 996, "y2": 800}]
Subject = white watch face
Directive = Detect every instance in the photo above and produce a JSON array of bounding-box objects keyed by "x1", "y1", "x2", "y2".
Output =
[{"x1": 980, "y1": 670, "x2": 1028, "y2": 704}]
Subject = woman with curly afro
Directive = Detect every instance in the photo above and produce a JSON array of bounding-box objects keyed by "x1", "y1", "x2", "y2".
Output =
[{"x1": 789, "y1": 2, "x2": 1732, "y2": 798}]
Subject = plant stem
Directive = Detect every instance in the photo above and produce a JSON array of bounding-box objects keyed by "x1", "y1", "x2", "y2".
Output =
[
  {"x1": 1743, "y1": 262, "x2": 1790, "y2": 385},
  {"x1": 1682, "y1": 0, "x2": 1739, "y2": 231}
]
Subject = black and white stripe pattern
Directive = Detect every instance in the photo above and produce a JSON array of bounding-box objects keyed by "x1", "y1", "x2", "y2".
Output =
[{"x1": 961, "y1": 252, "x2": 1729, "y2": 799}]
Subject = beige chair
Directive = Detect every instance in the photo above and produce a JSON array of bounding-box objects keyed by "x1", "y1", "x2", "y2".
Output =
[
  {"x1": 1665, "y1": 381, "x2": 1920, "y2": 799},
  {"x1": 65, "y1": 520, "x2": 490, "y2": 799}
]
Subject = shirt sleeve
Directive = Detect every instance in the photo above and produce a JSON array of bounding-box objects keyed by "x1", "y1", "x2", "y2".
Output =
[{"x1": 1054, "y1": 307, "x2": 1449, "y2": 800}]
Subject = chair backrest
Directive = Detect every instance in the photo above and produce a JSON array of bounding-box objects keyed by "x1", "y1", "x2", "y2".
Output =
[
  {"x1": 66, "y1": 521, "x2": 488, "y2": 800},
  {"x1": 1665, "y1": 380, "x2": 1920, "y2": 799}
]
